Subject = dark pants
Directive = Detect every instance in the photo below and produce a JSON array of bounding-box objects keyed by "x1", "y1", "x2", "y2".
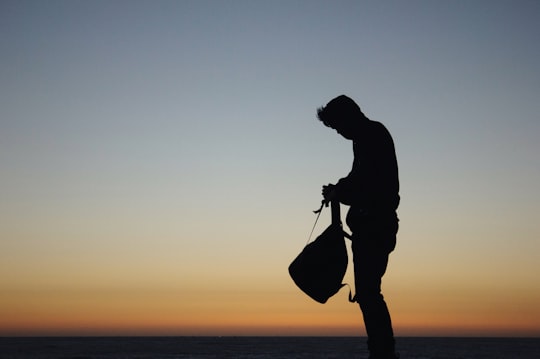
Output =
[{"x1": 351, "y1": 219, "x2": 397, "y2": 357}]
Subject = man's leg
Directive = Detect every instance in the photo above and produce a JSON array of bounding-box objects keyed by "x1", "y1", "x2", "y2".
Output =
[{"x1": 352, "y1": 227, "x2": 397, "y2": 358}]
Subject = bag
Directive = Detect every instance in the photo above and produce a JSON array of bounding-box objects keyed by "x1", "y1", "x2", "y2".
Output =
[{"x1": 288, "y1": 200, "x2": 349, "y2": 304}]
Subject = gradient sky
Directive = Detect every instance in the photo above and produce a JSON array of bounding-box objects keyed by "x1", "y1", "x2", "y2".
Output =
[{"x1": 1, "y1": 0, "x2": 539, "y2": 336}]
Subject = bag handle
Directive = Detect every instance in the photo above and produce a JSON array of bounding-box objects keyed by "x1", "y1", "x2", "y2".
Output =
[
  {"x1": 308, "y1": 199, "x2": 351, "y2": 243},
  {"x1": 313, "y1": 199, "x2": 340, "y2": 224},
  {"x1": 331, "y1": 199, "x2": 341, "y2": 225}
]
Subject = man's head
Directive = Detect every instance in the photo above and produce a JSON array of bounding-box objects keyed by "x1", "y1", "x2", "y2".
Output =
[{"x1": 317, "y1": 95, "x2": 367, "y2": 140}]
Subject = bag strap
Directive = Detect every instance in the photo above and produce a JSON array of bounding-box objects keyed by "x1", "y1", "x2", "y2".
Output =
[
  {"x1": 306, "y1": 201, "x2": 325, "y2": 244},
  {"x1": 344, "y1": 284, "x2": 356, "y2": 303},
  {"x1": 308, "y1": 199, "x2": 340, "y2": 244},
  {"x1": 330, "y1": 199, "x2": 341, "y2": 225},
  {"x1": 308, "y1": 199, "x2": 352, "y2": 243}
]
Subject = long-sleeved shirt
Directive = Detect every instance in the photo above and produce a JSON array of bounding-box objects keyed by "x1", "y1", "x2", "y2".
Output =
[{"x1": 334, "y1": 120, "x2": 400, "y2": 228}]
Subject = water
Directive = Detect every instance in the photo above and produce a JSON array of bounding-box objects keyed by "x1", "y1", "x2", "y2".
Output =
[{"x1": 1, "y1": 336, "x2": 539, "y2": 359}]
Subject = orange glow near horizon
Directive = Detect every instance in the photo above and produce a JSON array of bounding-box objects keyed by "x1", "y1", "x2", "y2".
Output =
[{"x1": 2, "y1": 282, "x2": 540, "y2": 337}]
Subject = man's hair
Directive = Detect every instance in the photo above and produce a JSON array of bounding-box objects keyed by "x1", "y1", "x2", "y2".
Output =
[{"x1": 317, "y1": 95, "x2": 365, "y2": 128}]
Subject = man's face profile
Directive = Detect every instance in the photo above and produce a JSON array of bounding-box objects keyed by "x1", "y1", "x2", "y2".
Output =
[{"x1": 332, "y1": 119, "x2": 356, "y2": 140}]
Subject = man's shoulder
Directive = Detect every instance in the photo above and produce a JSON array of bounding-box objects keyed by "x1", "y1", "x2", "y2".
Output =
[
  {"x1": 367, "y1": 119, "x2": 386, "y2": 129},
  {"x1": 364, "y1": 120, "x2": 391, "y2": 138}
]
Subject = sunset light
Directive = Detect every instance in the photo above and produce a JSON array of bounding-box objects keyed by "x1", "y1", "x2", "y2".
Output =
[{"x1": 1, "y1": 0, "x2": 539, "y2": 341}]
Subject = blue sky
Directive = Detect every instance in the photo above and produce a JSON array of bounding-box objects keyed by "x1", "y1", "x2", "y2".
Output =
[{"x1": 1, "y1": 0, "x2": 539, "y2": 335}]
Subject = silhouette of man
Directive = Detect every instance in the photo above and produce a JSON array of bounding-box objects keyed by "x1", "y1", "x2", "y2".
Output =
[{"x1": 317, "y1": 95, "x2": 400, "y2": 359}]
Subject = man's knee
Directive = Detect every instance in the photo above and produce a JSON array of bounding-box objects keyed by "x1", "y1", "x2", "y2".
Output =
[{"x1": 355, "y1": 288, "x2": 384, "y2": 306}]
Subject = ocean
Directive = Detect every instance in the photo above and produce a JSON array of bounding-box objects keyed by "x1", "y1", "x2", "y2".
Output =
[{"x1": 1, "y1": 336, "x2": 539, "y2": 359}]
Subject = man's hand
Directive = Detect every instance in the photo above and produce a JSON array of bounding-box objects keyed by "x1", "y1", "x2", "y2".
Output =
[{"x1": 322, "y1": 184, "x2": 337, "y2": 202}]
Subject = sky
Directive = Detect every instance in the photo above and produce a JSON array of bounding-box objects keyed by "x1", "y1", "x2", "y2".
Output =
[{"x1": 1, "y1": 0, "x2": 539, "y2": 337}]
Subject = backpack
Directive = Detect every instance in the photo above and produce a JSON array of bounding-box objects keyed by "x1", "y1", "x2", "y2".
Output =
[{"x1": 288, "y1": 200, "x2": 351, "y2": 304}]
